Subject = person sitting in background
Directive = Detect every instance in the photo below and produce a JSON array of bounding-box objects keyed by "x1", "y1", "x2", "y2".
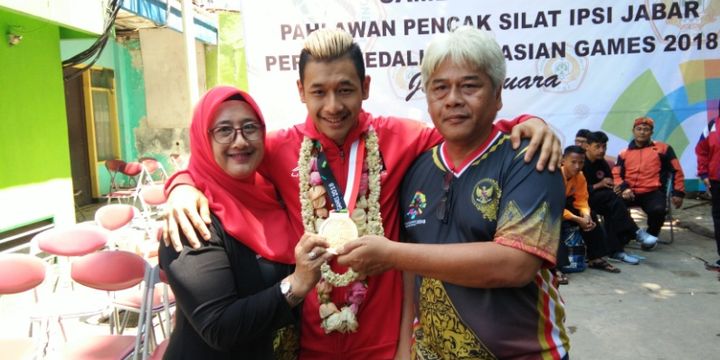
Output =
[
  {"x1": 158, "y1": 86, "x2": 333, "y2": 359},
  {"x1": 575, "y1": 128, "x2": 591, "y2": 147},
  {"x1": 560, "y1": 145, "x2": 620, "y2": 277},
  {"x1": 695, "y1": 109, "x2": 720, "y2": 268},
  {"x1": 613, "y1": 117, "x2": 685, "y2": 246},
  {"x1": 583, "y1": 131, "x2": 656, "y2": 263}
]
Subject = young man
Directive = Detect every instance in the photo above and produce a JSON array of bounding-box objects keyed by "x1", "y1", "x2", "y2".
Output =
[
  {"x1": 583, "y1": 131, "x2": 656, "y2": 261},
  {"x1": 562, "y1": 146, "x2": 595, "y2": 231},
  {"x1": 337, "y1": 27, "x2": 569, "y2": 359},
  {"x1": 561, "y1": 145, "x2": 619, "y2": 275},
  {"x1": 163, "y1": 29, "x2": 561, "y2": 359},
  {"x1": 613, "y1": 117, "x2": 685, "y2": 242},
  {"x1": 575, "y1": 128, "x2": 591, "y2": 147},
  {"x1": 696, "y1": 111, "x2": 720, "y2": 268}
]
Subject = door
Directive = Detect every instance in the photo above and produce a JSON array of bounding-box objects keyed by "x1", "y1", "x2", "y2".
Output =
[
  {"x1": 63, "y1": 68, "x2": 93, "y2": 206},
  {"x1": 83, "y1": 67, "x2": 121, "y2": 199}
]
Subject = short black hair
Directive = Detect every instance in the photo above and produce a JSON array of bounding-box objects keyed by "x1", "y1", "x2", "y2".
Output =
[
  {"x1": 563, "y1": 145, "x2": 586, "y2": 156},
  {"x1": 586, "y1": 131, "x2": 608, "y2": 144},
  {"x1": 575, "y1": 129, "x2": 591, "y2": 138}
]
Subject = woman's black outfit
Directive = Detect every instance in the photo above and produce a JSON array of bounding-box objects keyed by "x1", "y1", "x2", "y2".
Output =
[{"x1": 159, "y1": 215, "x2": 299, "y2": 359}]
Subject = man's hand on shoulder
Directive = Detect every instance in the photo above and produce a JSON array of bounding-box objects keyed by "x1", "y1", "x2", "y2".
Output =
[
  {"x1": 509, "y1": 117, "x2": 562, "y2": 172},
  {"x1": 162, "y1": 184, "x2": 212, "y2": 251}
]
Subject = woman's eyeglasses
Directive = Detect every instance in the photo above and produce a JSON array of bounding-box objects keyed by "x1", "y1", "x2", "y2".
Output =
[{"x1": 209, "y1": 123, "x2": 264, "y2": 144}]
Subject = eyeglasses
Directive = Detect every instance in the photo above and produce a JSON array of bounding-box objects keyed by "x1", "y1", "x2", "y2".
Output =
[
  {"x1": 208, "y1": 123, "x2": 264, "y2": 144},
  {"x1": 436, "y1": 171, "x2": 453, "y2": 223}
]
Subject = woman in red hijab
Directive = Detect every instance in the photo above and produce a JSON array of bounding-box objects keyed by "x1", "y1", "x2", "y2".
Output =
[{"x1": 159, "y1": 86, "x2": 332, "y2": 359}]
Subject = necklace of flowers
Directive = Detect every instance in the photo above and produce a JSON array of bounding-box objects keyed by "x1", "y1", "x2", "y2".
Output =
[{"x1": 298, "y1": 127, "x2": 384, "y2": 333}]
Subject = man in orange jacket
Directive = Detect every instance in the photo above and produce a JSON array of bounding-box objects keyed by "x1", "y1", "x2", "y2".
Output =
[{"x1": 612, "y1": 117, "x2": 685, "y2": 247}]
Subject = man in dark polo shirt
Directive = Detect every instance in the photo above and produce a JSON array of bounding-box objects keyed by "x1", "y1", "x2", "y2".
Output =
[
  {"x1": 582, "y1": 131, "x2": 657, "y2": 263},
  {"x1": 338, "y1": 26, "x2": 569, "y2": 360}
]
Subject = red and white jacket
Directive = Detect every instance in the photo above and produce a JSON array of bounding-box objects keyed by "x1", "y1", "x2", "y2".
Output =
[{"x1": 696, "y1": 119, "x2": 720, "y2": 182}]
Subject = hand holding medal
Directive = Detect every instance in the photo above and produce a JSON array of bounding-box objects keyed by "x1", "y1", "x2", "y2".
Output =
[
  {"x1": 298, "y1": 129, "x2": 384, "y2": 334},
  {"x1": 318, "y1": 211, "x2": 361, "y2": 288},
  {"x1": 319, "y1": 211, "x2": 359, "y2": 254}
]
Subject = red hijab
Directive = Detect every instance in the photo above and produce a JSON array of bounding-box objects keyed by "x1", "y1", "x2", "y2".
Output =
[{"x1": 187, "y1": 86, "x2": 298, "y2": 264}]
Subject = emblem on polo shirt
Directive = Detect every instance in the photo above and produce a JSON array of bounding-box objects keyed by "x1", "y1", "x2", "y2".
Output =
[
  {"x1": 404, "y1": 191, "x2": 427, "y2": 228},
  {"x1": 472, "y1": 179, "x2": 501, "y2": 221},
  {"x1": 406, "y1": 191, "x2": 427, "y2": 220}
]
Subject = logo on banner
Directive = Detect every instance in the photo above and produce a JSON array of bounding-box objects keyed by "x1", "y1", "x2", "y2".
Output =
[
  {"x1": 651, "y1": 0, "x2": 718, "y2": 42},
  {"x1": 536, "y1": 50, "x2": 588, "y2": 93},
  {"x1": 390, "y1": 66, "x2": 424, "y2": 102},
  {"x1": 602, "y1": 59, "x2": 720, "y2": 174}
]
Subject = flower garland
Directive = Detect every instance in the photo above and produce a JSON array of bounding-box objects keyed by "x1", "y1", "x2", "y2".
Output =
[{"x1": 298, "y1": 127, "x2": 384, "y2": 333}]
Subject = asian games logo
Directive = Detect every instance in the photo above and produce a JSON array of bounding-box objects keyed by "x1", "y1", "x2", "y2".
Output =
[
  {"x1": 406, "y1": 191, "x2": 427, "y2": 220},
  {"x1": 652, "y1": 0, "x2": 719, "y2": 42}
]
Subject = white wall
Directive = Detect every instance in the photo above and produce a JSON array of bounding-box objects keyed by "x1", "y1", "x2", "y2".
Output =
[
  {"x1": 0, "y1": 179, "x2": 76, "y2": 231},
  {"x1": 140, "y1": 27, "x2": 207, "y2": 128},
  {"x1": 0, "y1": 0, "x2": 105, "y2": 35}
]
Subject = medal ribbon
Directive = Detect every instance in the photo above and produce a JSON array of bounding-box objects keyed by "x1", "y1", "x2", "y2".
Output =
[{"x1": 316, "y1": 138, "x2": 366, "y2": 214}]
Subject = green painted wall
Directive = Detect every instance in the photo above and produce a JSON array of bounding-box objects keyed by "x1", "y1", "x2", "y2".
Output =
[
  {"x1": 217, "y1": 11, "x2": 248, "y2": 90},
  {"x1": 113, "y1": 38, "x2": 145, "y2": 164},
  {"x1": 0, "y1": 8, "x2": 71, "y2": 188},
  {"x1": 205, "y1": 44, "x2": 218, "y2": 88},
  {"x1": 60, "y1": 38, "x2": 115, "y2": 68}
]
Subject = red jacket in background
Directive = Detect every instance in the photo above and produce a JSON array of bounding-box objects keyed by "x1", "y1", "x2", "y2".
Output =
[
  {"x1": 696, "y1": 119, "x2": 720, "y2": 182},
  {"x1": 612, "y1": 140, "x2": 685, "y2": 197}
]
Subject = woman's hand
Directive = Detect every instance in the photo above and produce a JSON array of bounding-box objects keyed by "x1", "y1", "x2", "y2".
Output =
[{"x1": 289, "y1": 233, "x2": 333, "y2": 298}]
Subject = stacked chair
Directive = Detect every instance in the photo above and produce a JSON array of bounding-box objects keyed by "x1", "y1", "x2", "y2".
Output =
[
  {"x1": 12, "y1": 209, "x2": 175, "y2": 359},
  {"x1": 0, "y1": 253, "x2": 46, "y2": 359},
  {"x1": 94, "y1": 203, "x2": 175, "y2": 358},
  {"x1": 61, "y1": 250, "x2": 148, "y2": 359},
  {"x1": 104, "y1": 160, "x2": 140, "y2": 205}
]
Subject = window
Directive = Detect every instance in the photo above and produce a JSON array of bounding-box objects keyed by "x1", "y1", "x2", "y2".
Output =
[{"x1": 86, "y1": 69, "x2": 120, "y2": 162}]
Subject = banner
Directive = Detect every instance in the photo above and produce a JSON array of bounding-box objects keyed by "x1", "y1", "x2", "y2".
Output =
[{"x1": 240, "y1": 0, "x2": 720, "y2": 185}]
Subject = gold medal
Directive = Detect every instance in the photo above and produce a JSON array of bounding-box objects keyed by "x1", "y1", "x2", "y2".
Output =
[{"x1": 319, "y1": 211, "x2": 359, "y2": 253}]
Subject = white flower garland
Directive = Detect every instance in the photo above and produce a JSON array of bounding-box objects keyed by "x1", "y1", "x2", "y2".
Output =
[{"x1": 298, "y1": 127, "x2": 384, "y2": 333}]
